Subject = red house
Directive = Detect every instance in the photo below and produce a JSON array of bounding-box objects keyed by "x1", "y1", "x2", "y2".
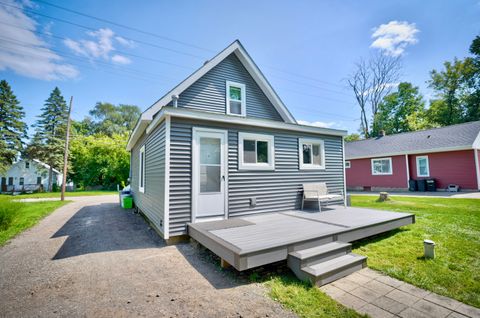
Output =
[{"x1": 345, "y1": 121, "x2": 480, "y2": 192}]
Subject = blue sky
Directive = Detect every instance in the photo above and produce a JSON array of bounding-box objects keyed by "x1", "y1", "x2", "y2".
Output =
[{"x1": 1, "y1": 0, "x2": 479, "y2": 135}]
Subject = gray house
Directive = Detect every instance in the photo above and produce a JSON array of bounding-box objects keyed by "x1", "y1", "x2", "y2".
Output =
[
  {"x1": 127, "y1": 40, "x2": 414, "y2": 285},
  {"x1": 127, "y1": 40, "x2": 347, "y2": 241}
]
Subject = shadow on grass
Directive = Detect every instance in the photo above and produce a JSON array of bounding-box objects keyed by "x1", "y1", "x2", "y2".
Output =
[{"x1": 352, "y1": 227, "x2": 410, "y2": 249}]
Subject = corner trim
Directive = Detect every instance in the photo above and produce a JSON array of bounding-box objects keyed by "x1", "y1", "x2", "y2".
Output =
[{"x1": 164, "y1": 116, "x2": 171, "y2": 239}]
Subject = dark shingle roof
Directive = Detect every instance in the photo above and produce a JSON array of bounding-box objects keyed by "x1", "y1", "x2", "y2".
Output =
[{"x1": 345, "y1": 121, "x2": 480, "y2": 159}]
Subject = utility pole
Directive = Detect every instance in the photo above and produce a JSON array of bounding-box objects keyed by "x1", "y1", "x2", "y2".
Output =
[{"x1": 61, "y1": 96, "x2": 73, "y2": 201}]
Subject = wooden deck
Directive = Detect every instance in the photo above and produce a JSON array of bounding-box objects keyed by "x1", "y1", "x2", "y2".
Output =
[{"x1": 188, "y1": 207, "x2": 415, "y2": 271}]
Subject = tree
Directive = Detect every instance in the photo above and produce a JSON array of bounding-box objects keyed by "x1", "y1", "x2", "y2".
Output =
[
  {"x1": 24, "y1": 87, "x2": 68, "y2": 191},
  {"x1": 344, "y1": 133, "x2": 361, "y2": 142},
  {"x1": 86, "y1": 102, "x2": 140, "y2": 136},
  {"x1": 373, "y1": 82, "x2": 429, "y2": 135},
  {"x1": 0, "y1": 80, "x2": 27, "y2": 172},
  {"x1": 427, "y1": 34, "x2": 480, "y2": 126},
  {"x1": 348, "y1": 54, "x2": 401, "y2": 138},
  {"x1": 69, "y1": 133, "x2": 130, "y2": 189}
]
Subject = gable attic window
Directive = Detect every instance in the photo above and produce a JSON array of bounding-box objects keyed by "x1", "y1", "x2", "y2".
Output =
[
  {"x1": 299, "y1": 138, "x2": 325, "y2": 170},
  {"x1": 238, "y1": 132, "x2": 274, "y2": 170},
  {"x1": 25, "y1": 161, "x2": 29, "y2": 169},
  {"x1": 139, "y1": 145, "x2": 145, "y2": 193},
  {"x1": 345, "y1": 161, "x2": 351, "y2": 168},
  {"x1": 226, "y1": 81, "x2": 246, "y2": 116},
  {"x1": 371, "y1": 157, "x2": 393, "y2": 175}
]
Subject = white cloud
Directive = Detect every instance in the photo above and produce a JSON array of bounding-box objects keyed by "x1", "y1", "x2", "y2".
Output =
[
  {"x1": 297, "y1": 120, "x2": 337, "y2": 128},
  {"x1": 64, "y1": 28, "x2": 134, "y2": 64},
  {"x1": 0, "y1": 0, "x2": 78, "y2": 80},
  {"x1": 371, "y1": 21, "x2": 419, "y2": 56},
  {"x1": 111, "y1": 54, "x2": 131, "y2": 65}
]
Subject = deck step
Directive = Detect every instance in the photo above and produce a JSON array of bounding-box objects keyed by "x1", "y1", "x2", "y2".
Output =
[
  {"x1": 289, "y1": 241, "x2": 352, "y2": 267},
  {"x1": 301, "y1": 253, "x2": 367, "y2": 286}
]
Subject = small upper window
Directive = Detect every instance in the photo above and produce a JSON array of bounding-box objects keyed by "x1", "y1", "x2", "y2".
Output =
[
  {"x1": 19, "y1": 177, "x2": 24, "y2": 186},
  {"x1": 25, "y1": 161, "x2": 30, "y2": 169},
  {"x1": 139, "y1": 145, "x2": 145, "y2": 193},
  {"x1": 345, "y1": 161, "x2": 351, "y2": 169},
  {"x1": 299, "y1": 138, "x2": 325, "y2": 170},
  {"x1": 226, "y1": 81, "x2": 246, "y2": 117},
  {"x1": 238, "y1": 132, "x2": 274, "y2": 170},
  {"x1": 416, "y1": 156, "x2": 430, "y2": 177},
  {"x1": 371, "y1": 157, "x2": 392, "y2": 175}
]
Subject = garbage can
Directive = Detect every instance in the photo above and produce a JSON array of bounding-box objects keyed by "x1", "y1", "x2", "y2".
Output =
[
  {"x1": 426, "y1": 179, "x2": 436, "y2": 192},
  {"x1": 122, "y1": 196, "x2": 133, "y2": 209},
  {"x1": 417, "y1": 179, "x2": 427, "y2": 192},
  {"x1": 408, "y1": 179, "x2": 417, "y2": 192},
  {"x1": 424, "y1": 240, "x2": 435, "y2": 259}
]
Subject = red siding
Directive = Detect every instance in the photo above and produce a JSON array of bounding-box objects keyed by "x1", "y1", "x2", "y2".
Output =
[
  {"x1": 346, "y1": 155, "x2": 407, "y2": 189},
  {"x1": 409, "y1": 150, "x2": 477, "y2": 190}
]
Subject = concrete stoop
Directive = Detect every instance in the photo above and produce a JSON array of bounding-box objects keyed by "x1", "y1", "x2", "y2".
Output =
[{"x1": 288, "y1": 241, "x2": 367, "y2": 286}]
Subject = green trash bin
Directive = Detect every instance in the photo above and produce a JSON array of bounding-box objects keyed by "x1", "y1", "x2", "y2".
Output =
[{"x1": 122, "y1": 196, "x2": 133, "y2": 209}]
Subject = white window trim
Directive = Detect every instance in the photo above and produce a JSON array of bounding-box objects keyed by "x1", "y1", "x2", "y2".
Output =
[
  {"x1": 139, "y1": 145, "x2": 145, "y2": 193},
  {"x1": 299, "y1": 138, "x2": 326, "y2": 170},
  {"x1": 345, "y1": 161, "x2": 351, "y2": 169},
  {"x1": 226, "y1": 81, "x2": 246, "y2": 117},
  {"x1": 238, "y1": 132, "x2": 274, "y2": 170},
  {"x1": 416, "y1": 155, "x2": 430, "y2": 177},
  {"x1": 371, "y1": 157, "x2": 393, "y2": 175}
]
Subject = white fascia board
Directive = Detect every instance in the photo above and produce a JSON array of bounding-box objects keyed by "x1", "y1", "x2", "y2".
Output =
[
  {"x1": 126, "y1": 118, "x2": 150, "y2": 151},
  {"x1": 147, "y1": 107, "x2": 347, "y2": 137},
  {"x1": 346, "y1": 145, "x2": 473, "y2": 160},
  {"x1": 473, "y1": 131, "x2": 480, "y2": 149}
]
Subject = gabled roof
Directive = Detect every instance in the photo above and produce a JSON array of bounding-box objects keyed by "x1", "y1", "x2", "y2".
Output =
[
  {"x1": 127, "y1": 40, "x2": 296, "y2": 150},
  {"x1": 346, "y1": 121, "x2": 480, "y2": 160}
]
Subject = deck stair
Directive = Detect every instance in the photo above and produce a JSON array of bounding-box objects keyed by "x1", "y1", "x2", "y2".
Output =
[{"x1": 287, "y1": 241, "x2": 367, "y2": 286}]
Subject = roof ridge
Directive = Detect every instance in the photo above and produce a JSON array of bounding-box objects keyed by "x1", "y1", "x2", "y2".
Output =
[{"x1": 346, "y1": 120, "x2": 480, "y2": 144}]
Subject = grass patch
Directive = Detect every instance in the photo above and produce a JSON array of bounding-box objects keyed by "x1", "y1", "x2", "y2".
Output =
[
  {"x1": 0, "y1": 190, "x2": 117, "y2": 199},
  {"x1": 266, "y1": 274, "x2": 365, "y2": 318},
  {"x1": 0, "y1": 196, "x2": 68, "y2": 246},
  {"x1": 351, "y1": 195, "x2": 480, "y2": 308}
]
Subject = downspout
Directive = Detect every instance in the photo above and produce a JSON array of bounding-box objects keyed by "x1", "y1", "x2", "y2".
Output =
[
  {"x1": 342, "y1": 137, "x2": 347, "y2": 207},
  {"x1": 405, "y1": 154, "x2": 410, "y2": 189},
  {"x1": 474, "y1": 149, "x2": 480, "y2": 190}
]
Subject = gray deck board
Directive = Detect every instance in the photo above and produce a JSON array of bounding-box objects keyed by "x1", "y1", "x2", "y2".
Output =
[{"x1": 188, "y1": 206, "x2": 414, "y2": 270}]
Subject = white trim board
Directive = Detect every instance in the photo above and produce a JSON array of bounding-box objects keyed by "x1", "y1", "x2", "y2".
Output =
[
  {"x1": 346, "y1": 146, "x2": 473, "y2": 160},
  {"x1": 145, "y1": 107, "x2": 347, "y2": 143},
  {"x1": 474, "y1": 149, "x2": 480, "y2": 190},
  {"x1": 163, "y1": 116, "x2": 171, "y2": 239}
]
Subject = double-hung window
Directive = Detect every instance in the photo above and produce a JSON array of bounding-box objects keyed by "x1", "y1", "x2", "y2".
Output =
[
  {"x1": 19, "y1": 177, "x2": 24, "y2": 186},
  {"x1": 299, "y1": 138, "x2": 325, "y2": 170},
  {"x1": 416, "y1": 156, "x2": 430, "y2": 177},
  {"x1": 25, "y1": 161, "x2": 29, "y2": 169},
  {"x1": 226, "y1": 81, "x2": 246, "y2": 116},
  {"x1": 139, "y1": 145, "x2": 145, "y2": 193},
  {"x1": 238, "y1": 132, "x2": 274, "y2": 170},
  {"x1": 371, "y1": 157, "x2": 392, "y2": 175}
]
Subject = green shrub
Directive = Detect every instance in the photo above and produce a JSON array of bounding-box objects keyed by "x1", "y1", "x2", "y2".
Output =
[{"x1": 0, "y1": 201, "x2": 22, "y2": 230}]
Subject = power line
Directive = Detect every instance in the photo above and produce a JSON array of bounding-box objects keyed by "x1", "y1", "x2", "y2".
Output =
[
  {"x1": 267, "y1": 73, "x2": 352, "y2": 97},
  {"x1": 32, "y1": 0, "x2": 215, "y2": 53},
  {"x1": 264, "y1": 65, "x2": 347, "y2": 89}
]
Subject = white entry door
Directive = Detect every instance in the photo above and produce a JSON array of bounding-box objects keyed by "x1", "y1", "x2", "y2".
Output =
[{"x1": 192, "y1": 128, "x2": 228, "y2": 221}]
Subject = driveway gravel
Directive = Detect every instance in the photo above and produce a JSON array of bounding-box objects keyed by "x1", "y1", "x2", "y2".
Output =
[{"x1": 0, "y1": 195, "x2": 295, "y2": 318}]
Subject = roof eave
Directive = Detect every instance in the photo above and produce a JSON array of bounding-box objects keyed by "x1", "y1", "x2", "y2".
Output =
[{"x1": 346, "y1": 145, "x2": 474, "y2": 160}]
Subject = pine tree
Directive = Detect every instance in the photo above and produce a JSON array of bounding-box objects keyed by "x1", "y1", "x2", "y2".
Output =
[
  {"x1": 25, "y1": 87, "x2": 68, "y2": 191},
  {"x1": 0, "y1": 80, "x2": 27, "y2": 173}
]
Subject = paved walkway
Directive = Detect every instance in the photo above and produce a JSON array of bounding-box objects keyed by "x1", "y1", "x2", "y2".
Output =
[
  {"x1": 321, "y1": 268, "x2": 480, "y2": 318},
  {"x1": 348, "y1": 191, "x2": 480, "y2": 199},
  {"x1": 0, "y1": 195, "x2": 294, "y2": 318}
]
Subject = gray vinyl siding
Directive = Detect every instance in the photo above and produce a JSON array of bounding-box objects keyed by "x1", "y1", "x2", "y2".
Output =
[
  {"x1": 130, "y1": 120, "x2": 166, "y2": 234},
  {"x1": 169, "y1": 53, "x2": 283, "y2": 122},
  {"x1": 168, "y1": 117, "x2": 345, "y2": 236}
]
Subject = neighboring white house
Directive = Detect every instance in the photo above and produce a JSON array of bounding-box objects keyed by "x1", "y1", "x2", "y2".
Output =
[{"x1": 1, "y1": 159, "x2": 63, "y2": 193}]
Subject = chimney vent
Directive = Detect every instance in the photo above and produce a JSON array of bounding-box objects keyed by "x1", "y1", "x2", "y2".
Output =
[{"x1": 172, "y1": 94, "x2": 179, "y2": 108}]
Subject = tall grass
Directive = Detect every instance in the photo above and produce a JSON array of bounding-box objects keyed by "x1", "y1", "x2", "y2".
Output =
[{"x1": 0, "y1": 201, "x2": 23, "y2": 230}]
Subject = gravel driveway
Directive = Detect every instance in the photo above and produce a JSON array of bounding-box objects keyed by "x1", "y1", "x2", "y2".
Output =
[{"x1": 0, "y1": 195, "x2": 294, "y2": 318}]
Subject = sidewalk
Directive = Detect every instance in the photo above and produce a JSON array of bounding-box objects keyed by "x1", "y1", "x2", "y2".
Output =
[
  {"x1": 348, "y1": 191, "x2": 480, "y2": 199},
  {"x1": 321, "y1": 268, "x2": 480, "y2": 318}
]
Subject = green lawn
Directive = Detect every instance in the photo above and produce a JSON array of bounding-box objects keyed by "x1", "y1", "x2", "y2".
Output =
[
  {"x1": 1, "y1": 190, "x2": 117, "y2": 199},
  {"x1": 351, "y1": 195, "x2": 480, "y2": 308},
  {"x1": 0, "y1": 195, "x2": 69, "y2": 246}
]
